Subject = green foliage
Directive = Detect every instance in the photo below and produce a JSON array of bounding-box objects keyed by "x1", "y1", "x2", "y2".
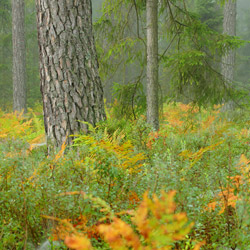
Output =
[
  {"x1": 94, "y1": 0, "x2": 146, "y2": 104},
  {"x1": 94, "y1": 0, "x2": 246, "y2": 109},
  {"x1": 63, "y1": 191, "x2": 203, "y2": 250},
  {"x1": 195, "y1": 0, "x2": 223, "y2": 31},
  {"x1": 112, "y1": 81, "x2": 146, "y2": 120},
  {"x1": 0, "y1": 108, "x2": 44, "y2": 143},
  {"x1": 2, "y1": 104, "x2": 250, "y2": 249},
  {"x1": 160, "y1": 1, "x2": 244, "y2": 106}
]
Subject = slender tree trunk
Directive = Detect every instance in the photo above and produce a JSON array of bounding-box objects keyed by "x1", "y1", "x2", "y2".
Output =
[
  {"x1": 12, "y1": 0, "x2": 26, "y2": 112},
  {"x1": 36, "y1": 0, "x2": 106, "y2": 149},
  {"x1": 146, "y1": 0, "x2": 159, "y2": 131},
  {"x1": 221, "y1": 0, "x2": 236, "y2": 107}
]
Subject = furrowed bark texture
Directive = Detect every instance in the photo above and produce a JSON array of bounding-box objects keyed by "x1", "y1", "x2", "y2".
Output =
[
  {"x1": 146, "y1": 0, "x2": 159, "y2": 131},
  {"x1": 36, "y1": 0, "x2": 106, "y2": 149},
  {"x1": 12, "y1": 0, "x2": 26, "y2": 112},
  {"x1": 221, "y1": 0, "x2": 236, "y2": 84}
]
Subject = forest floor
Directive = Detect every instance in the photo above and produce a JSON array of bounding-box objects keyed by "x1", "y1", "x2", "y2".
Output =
[{"x1": 1, "y1": 103, "x2": 250, "y2": 249}]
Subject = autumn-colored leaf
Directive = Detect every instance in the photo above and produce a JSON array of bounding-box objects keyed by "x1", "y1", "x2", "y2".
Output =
[
  {"x1": 128, "y1": 191, "x2": 140, "y2": 205},
  {"x1": 179, "y1": 141, "x2": 223, "y2": 168},
  {"x1": 98, "y1": 217, "x2": 141, "y2": 250},
  {"x1": 57, "y1": 191, "x2": 86, "y2": 197},
  {"x1": 65, "y1": 235, "x2": 93, "y2": 250},
  {"x1": 54, "y1": 140, "x2": 67, "y2": 161},
  {"x1": 132, "y1": 192, "x2": 150, "y2": 239},
  {"x1": 192, "y1": 241, "x2": 206, "y2": 250},
  {"x1": 207, "y1": 155, "x2": 250, "y2": 214},
  {"x1": 54, "y1": 191, "x2": 202, "y2": 250}
]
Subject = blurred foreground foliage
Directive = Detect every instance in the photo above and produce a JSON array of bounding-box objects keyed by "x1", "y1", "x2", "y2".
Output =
[{"x1": 1, "y1": 103, "x2": 250, "y2": 249}]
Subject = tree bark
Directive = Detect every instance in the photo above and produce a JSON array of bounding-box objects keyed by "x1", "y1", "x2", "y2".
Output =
[
  {"x1": 12, "y1": 0, "x2": 26, "y2": 113},
  {"x1": 146, "y1": 0, "x2": 159, "y2": 131},
  {"x1": 221, "y1": 0, "x2": 236, "y2": 88},
  {"x1": 35, "y1": 0, "x2": 106, "y2": 149}
]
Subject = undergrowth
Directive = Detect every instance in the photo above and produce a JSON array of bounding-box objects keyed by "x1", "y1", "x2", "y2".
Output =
[{"x1": 1, "y1": 103, "x2": 250, "y2": 249}]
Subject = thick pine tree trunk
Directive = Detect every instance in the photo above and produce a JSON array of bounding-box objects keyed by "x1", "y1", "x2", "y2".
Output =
[
  {"x1": 12, "y1": 0, "x2": 26, "y2": 112},
  {"x1": 146, "y1": 0, "x2": 159, "y2": 131},
  {"x1": 36, "y1": 0, "x2": 106, "y2": 149},
  {"x1": 221, "y1": 0, "x2": 236, "y2": 106}
]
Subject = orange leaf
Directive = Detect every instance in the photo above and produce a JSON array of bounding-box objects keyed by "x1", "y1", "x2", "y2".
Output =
[
  {"x1": 192, "y1": 241, "x2": 206, "y2": 250},
  {"x1": 54, "y1": 140, "x2": 67, "y2": 161},
  {"x1": 132, "y1": 192, "x2": 150, "y2": 239},
  {"x1": 65, "y1": 235, "x2": 93, "y2": 250},
  {"x1": 98, "y1": 217, "x2": 141, "y2": 250}
]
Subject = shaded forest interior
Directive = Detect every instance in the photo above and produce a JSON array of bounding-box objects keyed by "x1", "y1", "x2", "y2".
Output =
[{"x1": 1, "y1": 0, "x2": 250, "y2": 249}]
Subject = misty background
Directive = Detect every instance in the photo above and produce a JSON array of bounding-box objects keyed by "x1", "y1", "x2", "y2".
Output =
[{"x1": 0, "y1": 0, "x2": 249, "y2": 110}]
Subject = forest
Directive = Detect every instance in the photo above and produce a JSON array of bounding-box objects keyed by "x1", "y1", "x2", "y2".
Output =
[{"x1": 1, "y1": 0, "x2": 250, "y2": 249}]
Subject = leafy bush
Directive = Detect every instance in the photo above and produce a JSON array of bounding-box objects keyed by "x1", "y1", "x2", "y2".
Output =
[
  {"x1": 1, "y1": 103, "x2": 250, "y2": 249},
  {"x1": 62, "y1": 191, "x2": 203, "y2": 250}
]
